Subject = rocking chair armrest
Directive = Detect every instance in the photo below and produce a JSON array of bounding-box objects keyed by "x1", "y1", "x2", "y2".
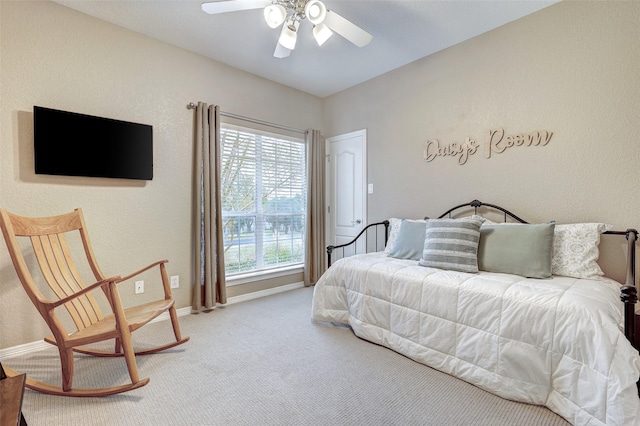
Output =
[
  {"x1": 47, "y1": 275, "x2": 122, "y2": 309},
  {"x1": 116, "y1": 260, "x2": 169, "y2": 283}
]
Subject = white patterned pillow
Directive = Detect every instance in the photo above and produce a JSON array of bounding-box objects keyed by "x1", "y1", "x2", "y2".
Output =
[
  {"x1": 418, "y1": 218, "x2": 483, "y2": 273},
  {"x1": 551, "y1": 223, "x2": 612, "y2": 279},
  {"x1": 384, "y1": 218, "x2": 427, "y2": 255}
]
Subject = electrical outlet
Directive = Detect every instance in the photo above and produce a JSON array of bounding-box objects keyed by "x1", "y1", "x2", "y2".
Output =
[
  {"x1": 135, "y1": 280, "x2": 144, "y2": 294},
  {"x1": 170, "y1": 275, "x2": 179, "y2": 289}
]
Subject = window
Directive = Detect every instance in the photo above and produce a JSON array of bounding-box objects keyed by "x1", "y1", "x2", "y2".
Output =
[{"x1": 220, "y1": 125, "x2": 306, "y2": 277}]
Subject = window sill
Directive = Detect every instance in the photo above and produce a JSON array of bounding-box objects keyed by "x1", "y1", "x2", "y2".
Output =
[{"x1": 226, "y1": 264, "x2": 304, "y2": 287}]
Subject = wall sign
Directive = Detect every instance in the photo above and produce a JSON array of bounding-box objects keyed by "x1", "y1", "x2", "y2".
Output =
[{"x1": 423, "y1": 128, "x2": 553, "y2": 165}]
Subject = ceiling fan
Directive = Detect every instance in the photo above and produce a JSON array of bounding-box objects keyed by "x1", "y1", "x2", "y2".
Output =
[{"x1": 201, "y1": 0, "x2": 373, "y2": 58}]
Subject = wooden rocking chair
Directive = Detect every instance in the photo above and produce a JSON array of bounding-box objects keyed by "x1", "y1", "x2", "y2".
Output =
[{"x1": 0, "y1": 208, "x2": 189, "y2": 397}]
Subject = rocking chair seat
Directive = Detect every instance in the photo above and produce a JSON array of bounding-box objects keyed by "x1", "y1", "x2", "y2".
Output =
[{"x1": 45, "y1": 298, "x2": 177, "y2": 348}]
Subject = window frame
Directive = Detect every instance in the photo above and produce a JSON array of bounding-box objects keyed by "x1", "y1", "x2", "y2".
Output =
[{"x1": 219, "y1": 122, "x2": 307, "y2": 282}]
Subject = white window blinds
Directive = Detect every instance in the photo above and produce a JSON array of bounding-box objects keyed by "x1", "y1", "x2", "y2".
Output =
[{"x1": 220, "y1": 125, "x2": 306, "y2": 275}]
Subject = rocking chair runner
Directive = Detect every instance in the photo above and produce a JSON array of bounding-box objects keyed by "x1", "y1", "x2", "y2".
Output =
[{"x1": 0, "y1": 208, "x2": 189, "y2": 397}]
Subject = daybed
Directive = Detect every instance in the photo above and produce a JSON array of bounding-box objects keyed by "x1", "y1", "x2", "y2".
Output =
[{"x1": 312, "y1": 200, "x2": 640, "y2": 426}]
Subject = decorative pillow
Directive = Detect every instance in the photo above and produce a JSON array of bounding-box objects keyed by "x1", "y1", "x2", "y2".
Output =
[
  {"x1": 389, "y1": 220, "x2": 428, "y2": 260},
  {"x1": 385, "y1": 218, "x2": 427, "y2": 255},
  {"x1": 418, "y1": 218, "x2": 483, "y2": 273},
  {"x1": 384, "y1": 218, "x2": 402, "y2": 254},
  {"x1": 466, "y1": 214, "x2": 488, "y2": 222},
  {"x1": 478, "y1": 223, "x2": 555, "y2": 278},
  {"x1": 551, "y1": 223, "x2": 612, "y2": 279}
]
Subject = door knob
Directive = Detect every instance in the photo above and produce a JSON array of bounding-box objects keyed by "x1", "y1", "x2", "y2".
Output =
[{"x1": 352, "y1": 219, "x2": 362, "y2": 224}]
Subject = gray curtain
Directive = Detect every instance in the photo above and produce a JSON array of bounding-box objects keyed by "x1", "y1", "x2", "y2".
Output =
[
  {"x1": 193, "y1": 102, "x2": 226, "y2": 310},
  {"x1": 304, "y1": 129, "x2": 326, "y2": 286}
]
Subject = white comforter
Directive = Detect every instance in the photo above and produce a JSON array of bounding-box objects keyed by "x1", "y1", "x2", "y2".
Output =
[{"x1": 311, "y1": 253, "x2": 640, "y2": 425}]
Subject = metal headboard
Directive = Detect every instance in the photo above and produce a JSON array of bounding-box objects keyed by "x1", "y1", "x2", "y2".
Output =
[{"x1": 437, "y1": 199, "x2": 528, "y2": 223}]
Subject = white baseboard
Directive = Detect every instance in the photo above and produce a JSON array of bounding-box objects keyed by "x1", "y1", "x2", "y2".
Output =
[
  {"x1": 0, "y1": 282, "x2": 304, "y2": 360},
  {"x1": 224, "y1": 281, "x2": 304, "y2": 305}
]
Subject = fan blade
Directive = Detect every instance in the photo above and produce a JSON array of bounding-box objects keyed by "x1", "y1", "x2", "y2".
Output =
[
  {"x1": 323, "y1": 9, "x2": 372, "y2": 48},
  {"x1": 274, "y1": 43, "x2": 291, "y2": 58},
  {"x1": 201, "y1": 0, "x2": 271, "y2": 15}
]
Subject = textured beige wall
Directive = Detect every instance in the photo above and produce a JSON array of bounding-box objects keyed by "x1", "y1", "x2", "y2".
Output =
[
  {"x1": 0, "y1": 1, "x2": 321, "y2": 348},
  {"x1": 2, "y1": 0, "x2": 639, "y2": 351},
  {"x1": 323, "y1": 1, "x2": 640, "y2": 285}
]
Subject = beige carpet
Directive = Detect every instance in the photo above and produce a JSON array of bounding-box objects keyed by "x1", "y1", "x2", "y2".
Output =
[{"x1": 6, "y1": 287, "x2": 569, "y2": 425}]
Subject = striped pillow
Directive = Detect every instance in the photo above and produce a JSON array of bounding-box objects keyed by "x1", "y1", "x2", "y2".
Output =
[{"x1": 418, "y1": 218, "x2": 483, "y2": 273}]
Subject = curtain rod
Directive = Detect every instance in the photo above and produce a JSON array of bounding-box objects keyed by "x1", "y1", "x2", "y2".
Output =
[{"x1": 187, "y1": 102, "x2": 306, "y2": 135}]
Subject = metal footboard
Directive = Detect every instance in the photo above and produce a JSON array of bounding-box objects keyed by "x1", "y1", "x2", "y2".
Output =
[{"x1": 326, "y1": 221, "x2": 389, "y2": 267}]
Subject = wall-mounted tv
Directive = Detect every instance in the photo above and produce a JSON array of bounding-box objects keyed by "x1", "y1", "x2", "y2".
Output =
[{"x1": 34, "y1": 106, "x2": 153, "y2": 180}]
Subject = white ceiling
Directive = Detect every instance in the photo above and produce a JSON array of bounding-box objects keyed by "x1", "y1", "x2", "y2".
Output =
[{"x1": 53, "y1": 0, "x2": 559, "y2": 98}]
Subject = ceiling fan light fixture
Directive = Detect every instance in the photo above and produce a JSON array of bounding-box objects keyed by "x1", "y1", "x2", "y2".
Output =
[
  {"x1": 201, "y1": 0, "x2": 373, "y2": 57},
  {"x1": 278, "y1": 23, "x2": 298, "y2": 50},
  {"x1": 273, "y1": 42, "x2": 291, "y2": 58},
  {"x1": 305, "y1": 0, "x2": 327, "y2": 25},
  {"x1": 264, "y1": 4, "x2": 287, "y2": 28},
  {"x1": 312, "y1": 23, "x2": 333, "y2": 46}
]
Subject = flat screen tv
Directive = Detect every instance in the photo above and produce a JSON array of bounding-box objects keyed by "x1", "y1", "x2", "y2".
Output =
[{"x1": 34, "y1": 106, "x2": 153, "y2": 180}]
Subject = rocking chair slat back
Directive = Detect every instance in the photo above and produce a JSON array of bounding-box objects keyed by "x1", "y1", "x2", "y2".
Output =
[
  {"x1": 6, "y1": 209, "x2": 104, "y2": 333},
  {"x1": 30, "y1": 232, "x2": 103, "y2": 329}
]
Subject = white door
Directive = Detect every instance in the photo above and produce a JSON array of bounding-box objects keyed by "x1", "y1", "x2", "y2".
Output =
[{"x1": 326, "y1": 129, "x2": 367, "y2": 256}]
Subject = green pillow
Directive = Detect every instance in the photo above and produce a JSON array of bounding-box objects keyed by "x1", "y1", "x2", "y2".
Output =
[
  {"x1": 390, "y1": 220, "x2": 427, "y2": 260},
  {"x1": 478, "y1": 223, "x2": 555, "y2": 278}
]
